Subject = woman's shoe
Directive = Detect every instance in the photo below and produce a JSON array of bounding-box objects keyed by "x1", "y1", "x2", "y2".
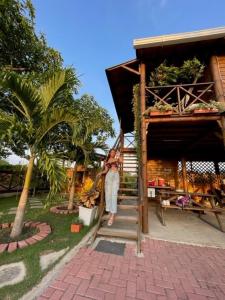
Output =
[{"x1": 107, "y1": 217, "x2": 113, "y2": 226}]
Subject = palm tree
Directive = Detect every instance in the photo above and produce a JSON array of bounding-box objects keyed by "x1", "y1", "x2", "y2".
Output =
[{"x1": 0, "y1": 71, "x2": 80, "y2": 238}]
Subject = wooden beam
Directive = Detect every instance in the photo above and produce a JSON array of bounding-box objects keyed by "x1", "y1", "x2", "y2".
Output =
[
  {"x1": 181, "y1": 158, "x2": 188, "y2": 192},
  {"x1": 121, "y1": 65, "x2": 140, "y2": 76},
  {"x1": 145, "y1": 116, "x2": 220, "y2": 123},
  {"x1": 210, "y1": 56, "x2": 225, "y2": 103},
  {"x1": 140, "y1": 62, "x2": 148, "y2": 234}
]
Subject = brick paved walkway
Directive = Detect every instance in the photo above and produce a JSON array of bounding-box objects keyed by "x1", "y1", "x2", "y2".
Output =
[{"x1": 37, "y1": 238, "x2": 225, "y2": 300}]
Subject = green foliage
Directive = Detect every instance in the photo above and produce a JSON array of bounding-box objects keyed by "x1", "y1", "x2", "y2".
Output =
[
  {"x1": 72, "y1": 216, "x2": 83, "y2": 224},
  {"x1": 146, "y1": 102, "x2": 173, "y2": 113},
  {"x1": 132, "y1": 84, "x2": 141, "y2": 162},
  {"x1": 0, "y1": 0, "x2": 62, "y2": 73},
  {"x1": 0, "y1": 196, "x2": 91, "y2": 300},
  {"x1": 38, "y1": 152, "x2": 67, "y2": 206},
  {"x1": 0, "y1": 158, "x2": 10, "y2": 166},
  {"x1": 187, "y1": 100, "x2": 225, "y2": 112},
  {"x1": 0, "y1": 71, "x2": 79, "y2": 201},
  {"x1": 0, "y1": 0, "x2": 80, "y2": 159},
  {"x1": 149, "y1": 58, "x2": 205, "y2": 86}
]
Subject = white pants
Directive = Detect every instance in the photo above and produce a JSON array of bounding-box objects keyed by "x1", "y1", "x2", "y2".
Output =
[{"x1": 105, "y1": 170, "x2": 119, "y2": 214}]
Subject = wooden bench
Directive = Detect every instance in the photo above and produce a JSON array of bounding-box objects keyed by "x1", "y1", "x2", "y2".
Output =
[{"x1": 157, "y1": 191, "x2": 225, "y2": 232}]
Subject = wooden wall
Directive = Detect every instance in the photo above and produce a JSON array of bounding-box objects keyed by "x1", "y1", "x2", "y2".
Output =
[
  {"x1": 216, "y1": 55, "x2": 225, "y2": 95},
  {"x1": 147, "y1": 160, "x2": 178, "y2": 188}
]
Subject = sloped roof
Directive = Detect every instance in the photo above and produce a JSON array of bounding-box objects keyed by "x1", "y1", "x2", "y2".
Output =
[{"x1": 133, "y1": 26, "x2": 225, "y2": 49}]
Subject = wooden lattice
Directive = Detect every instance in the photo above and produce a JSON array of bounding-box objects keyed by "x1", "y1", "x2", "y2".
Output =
[{"x1": 178, "y1": 161, "x2": 218, "y2": 186}]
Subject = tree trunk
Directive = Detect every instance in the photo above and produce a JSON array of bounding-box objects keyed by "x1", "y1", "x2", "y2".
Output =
[
  {"x1": 68, "y1": 164, "x2": 77, "y2": 210},
  {"x1": 10, "y1": 155, "x2": 35, "y2": 239}
]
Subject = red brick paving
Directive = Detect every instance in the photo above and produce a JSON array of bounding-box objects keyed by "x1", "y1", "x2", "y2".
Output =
[{"x1": 38, "y1": 238, "x2": 225, "y2": 300}]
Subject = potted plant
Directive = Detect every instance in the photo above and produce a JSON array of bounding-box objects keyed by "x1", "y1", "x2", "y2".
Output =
[
  {"x1": 71, "y1": 217, "x2": 83, "y2": 233},
  {"x1": 78, "y1": 190, "x2": 99, "y2": 226},
  {"x1": 187, "y1": 101, "x2": 219, "y2": 114},
  {"x1": 147, "y1": 102, "x2": 174, "y2": 116}
]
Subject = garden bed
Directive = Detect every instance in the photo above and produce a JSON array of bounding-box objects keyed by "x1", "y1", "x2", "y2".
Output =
[
  {"x1": 50, "y1": 205, "x2": 78, "y2": 214},
  {"x1": 0, "y1": 221, "x2": 51, "y2": 253},
  {"x1": 0, "y1": 195, "x2": 91, "y2": 300}
]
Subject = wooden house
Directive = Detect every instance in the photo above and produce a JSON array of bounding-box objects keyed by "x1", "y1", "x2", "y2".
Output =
[{"x1": 95, "y1": 28, "x2": 225, "y2": 246}]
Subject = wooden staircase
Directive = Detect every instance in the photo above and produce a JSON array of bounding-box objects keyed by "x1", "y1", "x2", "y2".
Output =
[{"x1": 95, "y1": 140, "x2": 142, "y2": 249}]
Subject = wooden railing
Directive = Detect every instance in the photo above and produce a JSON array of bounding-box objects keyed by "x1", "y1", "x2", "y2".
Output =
[{"x1": 146, "y1": 82, "x2": 216, "y2": 115}]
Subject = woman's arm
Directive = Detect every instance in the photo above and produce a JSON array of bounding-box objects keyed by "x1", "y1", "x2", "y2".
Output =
[{"x1": 97, "y1": 161, "x2": 109, "y2": 176}]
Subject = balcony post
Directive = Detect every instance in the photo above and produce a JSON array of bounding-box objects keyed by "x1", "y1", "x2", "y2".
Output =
[
  {"x1": 210, "y1": 55, "x2": 225, "y2": 103},
  {"x1": 140, "y1": 62, "x2": 148, "y2": 233}
]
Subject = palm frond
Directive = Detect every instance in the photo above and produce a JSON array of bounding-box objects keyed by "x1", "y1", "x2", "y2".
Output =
[
  {"x1": 37, "y1": 151, "x2": 67, "y2": 206},
  {"x1": 35, "y1": 108, "x2": 78, "y2": 145},
  {"x1": 0, "y1": 73, "x2": 41, "y2": 119},
  {"x1": 39, "y1": 70, "x2": 66, "y2": 111}
]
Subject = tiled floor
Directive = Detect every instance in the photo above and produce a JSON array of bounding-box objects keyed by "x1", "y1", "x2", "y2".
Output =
[{"x1": 37, "y1": 238, "x2": 225, "y2": 300}]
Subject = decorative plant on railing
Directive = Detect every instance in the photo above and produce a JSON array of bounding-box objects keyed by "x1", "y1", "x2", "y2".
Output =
[
  {"x1": 132, "y1": 84, "x2": 141, "y2": 163},
  {"x1": 148, "y1": 58, "x2": 205, "y2": 112},
  {"x1": 149, "y1": 57, "x2": 205, "y2": 87},
  {"x1": 145, "y1": 102, "x2": 174, "y2": 116},
  {"x1": 187, "y1": 100, "x2": 225, "y2": 113}
]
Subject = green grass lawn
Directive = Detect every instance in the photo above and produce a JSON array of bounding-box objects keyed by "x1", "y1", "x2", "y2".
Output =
[{"x1": 0, "y1": 195, "x2": 91, "y2": 300}]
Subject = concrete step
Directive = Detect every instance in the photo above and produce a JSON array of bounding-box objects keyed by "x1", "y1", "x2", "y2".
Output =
[
  {"x1": 118, "y1": 195, "x2": 138, "y2": 200},
  {"x1": 119, "y1": 188, "x2": 138, "y2": 192},
  {"x1": 101, "y1": 214, "x2": 138, "y2": 223},
  {"x1": 97, "y1": 227, "x2": 137, "y2": 240},
  {"x1": 117, "y1": 204, "x2": 138, "y2": 210}
]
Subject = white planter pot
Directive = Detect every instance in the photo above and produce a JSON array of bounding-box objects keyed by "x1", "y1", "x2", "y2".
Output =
[{"x1": 79, "y1": 206, "x2": 97, "y2": 226}]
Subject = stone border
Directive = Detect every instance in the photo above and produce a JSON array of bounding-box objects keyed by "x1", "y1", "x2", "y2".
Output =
[
  {"x1": 50, "y1": 205, "x2": 78, "y2": 215},
  {"x1": 0, "y1": 222, "x2": 51, "y2": 253}
]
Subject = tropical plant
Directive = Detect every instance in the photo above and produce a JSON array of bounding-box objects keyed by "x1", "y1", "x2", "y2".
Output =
[
  {"x1": 187, "y1": 100, "x2": 224, "y2": 112},
  {"x1": 0, "y1": 70, "x2": 80, "y2": 238},
  {"x1": 66, "y1": 95, "x2": 114, "y2": 210},
  {"x1": 149, "y1": 58, "x2": 204, "y2": 86},
  {"x1": 147, "y1": 102, "x2": 173, "y2": 112}
]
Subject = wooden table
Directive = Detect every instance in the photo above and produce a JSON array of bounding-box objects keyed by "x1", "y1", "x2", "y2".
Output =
[{"x1": 157, "y1": 191, "x2": 225, "y2": 232}]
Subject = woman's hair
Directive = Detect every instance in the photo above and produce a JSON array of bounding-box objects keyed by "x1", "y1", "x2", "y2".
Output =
[{"x1": 106, "y1": 148, "x2": 116, "y2": 161}]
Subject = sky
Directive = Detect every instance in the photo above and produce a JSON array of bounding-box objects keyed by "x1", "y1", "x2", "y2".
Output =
[{"x1": 8, "y1": 0, "x2": 225, "y2": 164}]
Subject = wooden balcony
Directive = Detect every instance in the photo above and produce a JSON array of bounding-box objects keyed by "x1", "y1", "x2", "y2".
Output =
[{"x1": 145, "y1": 82, "x2": 217, "y2": 117}]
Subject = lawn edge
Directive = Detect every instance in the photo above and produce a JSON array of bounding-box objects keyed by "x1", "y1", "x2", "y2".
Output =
[{"x1": 20, "y1": 224, "x2": 97, "y2": 300}]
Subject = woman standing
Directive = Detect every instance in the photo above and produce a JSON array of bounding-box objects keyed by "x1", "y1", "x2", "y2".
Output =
[{"x1": 101, "y1": 149, "x2": 122, "y2": 226}]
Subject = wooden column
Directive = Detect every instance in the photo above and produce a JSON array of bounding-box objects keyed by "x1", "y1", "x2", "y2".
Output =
[
  {"x1": 210, "y1": 55, "x2": 225, "y2": 103},
  {"x1": 214, "y1": 161, "x2": 221, "y2": 187},
  {"x1": 140, "y1": 62, "x2": 148, "y2": 233},
  {"x1": 181, "y1": 158, "x2": 188, "y2": 192}
]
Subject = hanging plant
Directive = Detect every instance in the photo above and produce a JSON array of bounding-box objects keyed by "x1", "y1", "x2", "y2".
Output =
[{"x1": 132, "y1": 84, "x2": 141, "y2": 163}]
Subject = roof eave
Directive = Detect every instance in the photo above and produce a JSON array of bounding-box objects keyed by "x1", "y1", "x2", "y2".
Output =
[{"x1": 133, "y1": 27, "x2": 225, "y2": 49}]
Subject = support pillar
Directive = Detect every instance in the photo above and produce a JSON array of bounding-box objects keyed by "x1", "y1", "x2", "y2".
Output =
[
  {"x1": 140, "y1": 62, "x2": 148, "y2": 233},
  {"x1": 181, "y1": 158, "x2": 188, "y2": 192}
]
